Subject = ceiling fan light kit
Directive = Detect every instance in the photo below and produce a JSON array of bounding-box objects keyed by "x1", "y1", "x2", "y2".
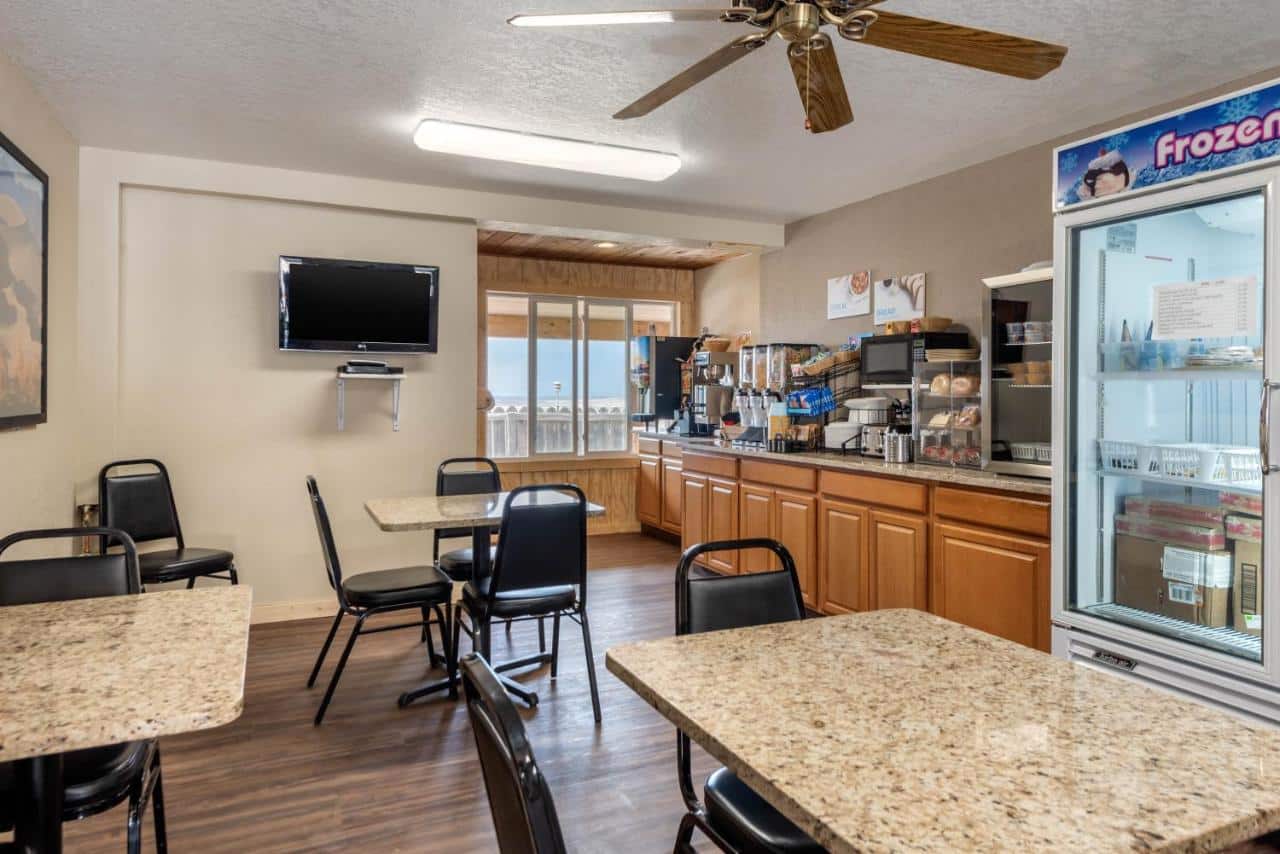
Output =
[
  {"x1": 508, "y1": 1, "x2": 1068, "y2": 134},
  {"x1": 411, "y1": 120, "x2": 682, "y2": 181}
]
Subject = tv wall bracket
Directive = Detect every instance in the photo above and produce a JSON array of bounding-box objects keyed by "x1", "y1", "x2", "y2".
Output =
[{"x1": 336, "y1": 369, "x2": 402, "y2": 431}]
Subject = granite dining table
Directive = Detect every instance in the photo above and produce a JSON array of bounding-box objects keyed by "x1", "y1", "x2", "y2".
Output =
[
  {"x1": 0, "y1": 586, "x2": 252, "y2": 853},
  {"x1": 365, "y1": 489, "x2": 604, "y2": 706},
  {"x1": 606, "y1": 608, "x2": 1280, "y2": 853}
]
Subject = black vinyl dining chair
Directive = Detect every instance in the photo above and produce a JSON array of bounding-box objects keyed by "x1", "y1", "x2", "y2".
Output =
[
  {"x1": 434, "y1": 457, "x2": 502, "y2": 581},
  {"x1": 451, "y1": 484, "x2": 601, "y2": 722},
  {"x1": 99, "y1": 458, "x2": 238, "y2": 589},
  {"x1": 0, "y1": 527, "x2": 168, "y2": 854},
  {"x1": 460, "y1": 653, "x2": 567, "y2": 854},
  {"x1": 305, "y1": 476, "x2": 455, "y2": 724},
  {"x1": 672, "y1": 539, "x2": 825, "y2": 854}
]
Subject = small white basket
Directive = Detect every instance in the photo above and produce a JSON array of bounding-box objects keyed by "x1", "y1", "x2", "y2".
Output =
[
  {"x1": 1099, "y1": 439, "x2": 1139, "y2": 472},
  {"x1": 1219, "y1": 448, "x2": 1263, "y2": 485},
  {"x1": 1011, "y1": 442, "x2": 1037, "y2": 461},
  {"x1": 1034, "y1": 443, "x2": 1052, "y2": 463}
]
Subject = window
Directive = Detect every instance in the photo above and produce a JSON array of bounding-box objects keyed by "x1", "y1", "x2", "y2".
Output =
[{"x1": 485, "y1": 293, "x2": 678, "y2": 458}]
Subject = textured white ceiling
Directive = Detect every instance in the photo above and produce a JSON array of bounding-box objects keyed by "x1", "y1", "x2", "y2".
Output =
[{"x1": 3, "y1": 1, "x2": 1279, "y2": 222}]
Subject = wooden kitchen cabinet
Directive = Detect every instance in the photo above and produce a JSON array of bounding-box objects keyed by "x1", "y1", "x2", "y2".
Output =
[
  {"x1": 738, "y1": 482, "x2": 777, "y2": 574},
  {"x1": 705, "y1": 476, "x2": 740, "y2": 574},
  {"x1": 680, "y1": 472, "x2": 709, "y2": 561},
  {"x1": 637, "y1": 454, "x2": 661, "y2": 527},
  {"x1": 818, "y1": 497, "x2": 869, "y2": 615},
  {"x1": 869, "y1": 508, "x2": 928, "y2": 610},
  {"x1": 931, "y1": 521, "x2": 1050, "y2": 651},
  {"x1": 775, "y1": 489, "x2": 818, "y2": 609},
  {"x1": 661, "y1": 459, "x2": 683, "y2": 534}
]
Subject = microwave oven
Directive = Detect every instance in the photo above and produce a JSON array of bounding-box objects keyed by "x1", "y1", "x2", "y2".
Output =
[{"x1": 860, "y1": 332, "x2": 970, "y2": 385}]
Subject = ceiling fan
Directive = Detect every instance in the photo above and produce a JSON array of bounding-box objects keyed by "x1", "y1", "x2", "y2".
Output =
[{"x1": 508, "y1": 1, "x2": 1067, "y2": 134}]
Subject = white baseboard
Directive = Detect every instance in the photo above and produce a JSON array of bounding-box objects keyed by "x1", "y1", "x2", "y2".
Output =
[{"x1": 251, "y1": 597, "x2": 334, "y2": 625}]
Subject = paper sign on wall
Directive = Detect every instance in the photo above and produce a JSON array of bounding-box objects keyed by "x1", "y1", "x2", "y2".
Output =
[
  {"x1": 1151, "y1": 276, "x2": 1258, "y2": 340},
  {"x1": 873, "y1": 273, "x2": 926, "y2": 325},
  {"x1": 827, "y1": 271, "x2": 870, "y2": 319}
]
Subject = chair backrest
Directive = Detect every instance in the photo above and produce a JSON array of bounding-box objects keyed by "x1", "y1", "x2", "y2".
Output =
[
  {"x1": 0, "y1": 527, "x2": 141, "y2": 605},
  {"x1": 305, "y1": 476, "x2": 347, "y2": 608},
  {"x1": 99, "y1": 459, "x2": 182, "y2": 547},
  {"x1": 676, "y1": 539, "x2": 805, "y2": 636},
  {"x1": 436, "y1": 457, "x2": 502, "y2": 542},
  {"x1": 489, "y1": 484, "x2": 586, "y2": 600},
  {"x1": 460, "y1": 653, "x2": 567, "y2": 854}
]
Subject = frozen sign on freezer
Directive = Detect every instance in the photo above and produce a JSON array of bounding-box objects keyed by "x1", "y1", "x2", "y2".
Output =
[{"x1": 1151, "y1": 277, "x2": 1258, "y2": 340}]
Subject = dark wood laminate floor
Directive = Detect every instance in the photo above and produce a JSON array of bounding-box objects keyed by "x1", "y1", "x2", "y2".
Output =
[{"x1": 60, "y1": 533, "x2": 718, "y2": 853}]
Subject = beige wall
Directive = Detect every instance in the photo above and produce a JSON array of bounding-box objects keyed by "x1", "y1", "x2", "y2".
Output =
[
  {"x1": 758, "y1": 67, "x2": 1280, "y2": 348},
  {"x1": 99, "y1": 186, "x2": 477, "y2": 610},
  {"x1": 695, "y1": 252, "x2": 761, "y2": 340},
  {"x1": 0, "y1": 49, "x2": 79, "y2": 556}
]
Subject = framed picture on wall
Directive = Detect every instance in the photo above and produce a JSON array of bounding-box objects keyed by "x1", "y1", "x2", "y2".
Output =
[{"x1": 0, "y1": 129, "x2": 48, "y2": 430}]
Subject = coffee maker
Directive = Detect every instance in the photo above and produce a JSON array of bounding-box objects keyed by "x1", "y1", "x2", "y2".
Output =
[{"x1": 692, "y1": 350, "x2": 737, "y2": 428}]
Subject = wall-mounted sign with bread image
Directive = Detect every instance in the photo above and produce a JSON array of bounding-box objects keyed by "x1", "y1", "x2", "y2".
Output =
[
  {"x1": 826, "y1": 270, "x2": 870, "y2": 319},
  {"x1": 873, "y1": 272, "x2": 926, "y2": 325}
]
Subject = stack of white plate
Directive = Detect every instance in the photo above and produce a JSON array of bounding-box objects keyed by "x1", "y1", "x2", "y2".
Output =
[{"x1": 925, "y1": 348, "x2": 979, "y2": 362}]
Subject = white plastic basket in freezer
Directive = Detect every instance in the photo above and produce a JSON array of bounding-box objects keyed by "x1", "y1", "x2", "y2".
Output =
[{"x1": 1099, "y1": 440, "x2": 1139, "y2": 472}]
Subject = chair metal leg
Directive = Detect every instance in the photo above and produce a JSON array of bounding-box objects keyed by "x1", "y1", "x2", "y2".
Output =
[
  {"x1": 421, "y1": 606, "x2": 430, "y2": 643},
  {"x1": 580, "y1": 609, "x2": 602, "y2": 723},
  {"x1": 538, "y1": 616, "x2": 546, "y2": 654},
  {"x1": 185, "y1": 577, "x2": 196, "y2": 590},
  {"x1": 126, "y1": 779, "x2": 143, "y2": 854},
  {"x1": 550, "y1": 612, "x2": 561, "y2": 678},
  {"x1": 504, "y1": 617, "x2": 513, "y2": 635},
  {"x1": 228, "y1": 562, "x2": 239, "y2": 585},
  {"x1": 673, "y1": 812, "x2": 698, "y2": 854},
  {"x1": 433, "y1": 604, "x2": 452, "y2": 666},
  {"x1": 151, "y1": 752, "x2": 169, "y2": 854},
  {"x1": 449, "y1": 606, "x2": 463, "y2": 700},
  {"x1": 314, "y1": 613, "x2": 366, "y2": 725},
  {"x1": 306, "y1": 609, "x2": 344, "y2": 688}
]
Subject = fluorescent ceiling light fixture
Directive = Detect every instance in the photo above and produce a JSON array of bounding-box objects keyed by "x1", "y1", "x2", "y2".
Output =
[
  {"x1": 413, "y1": 120, "x2": 681, "y2": 182},
  {"x1": 509, "y1": 11, "x2": 680, "y2": 27}
]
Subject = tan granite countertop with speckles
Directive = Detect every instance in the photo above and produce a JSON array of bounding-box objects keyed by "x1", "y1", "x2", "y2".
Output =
[
  {"x1": 0, "y1": 586, "x2": 252, "y2": 762},
  {"x1": 366, "y1": 490, "x2": 605, "y2": 532},
  {"x1": 643, "y1": 432, "x2": 1051, "y2": 496},
  {"x1": 606, "y1": 609, "x2": 1280, "y2": 852}
]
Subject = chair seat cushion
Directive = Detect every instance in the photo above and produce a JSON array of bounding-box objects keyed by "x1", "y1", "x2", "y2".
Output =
[
  {"x1": 139, "y1": 547, "x2": 233, "y2": 582},
  {"x1": 342, "y1": 565, "x2": 452, "y2": 609},
  {"x1": 438, "y1": 545, "x2": 498, "y2": 581},
  {"x1": 461, "y1": 577, "x2": 576, "y2": 619},
  {"x1": 0, "y1": 741, "x2": 151, "y2": 825},
  {"x1": 704, "y1": 767, "x2": 824, "y2": 853}
]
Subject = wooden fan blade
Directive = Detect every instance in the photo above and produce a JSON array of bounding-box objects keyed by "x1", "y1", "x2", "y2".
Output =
[
  {"x1": 614, "y1": 32, "x2": 769, "y2": 119},
  {"x1": 859, "y1": 11, "x2": 1067, "y2": 80},
  {"x1": 787, "y1": 35, "x2": 853, "y2": 134},
  {"x1": 508, "y1": 9, "x2": 731, "y2": 27}
]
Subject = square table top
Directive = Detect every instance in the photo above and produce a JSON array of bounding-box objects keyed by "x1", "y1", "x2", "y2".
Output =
[
  {"x1": 606, "y1": 608, "x2": 1280, "y2": 853},
  {"x1": 0, "y1": 586, "x2": 252, "y2": 762},
  {"x1": 365, "y1": 490, "x2": 605, "y2": 532}
]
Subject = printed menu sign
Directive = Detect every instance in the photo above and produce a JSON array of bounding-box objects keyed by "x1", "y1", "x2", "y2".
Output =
[
  {"x1": 827, "y1": 271, "x2": 870, "y2": 319},
  {"x1": 1151, "y1": 277, "x2": 1257, "y2": 341}
]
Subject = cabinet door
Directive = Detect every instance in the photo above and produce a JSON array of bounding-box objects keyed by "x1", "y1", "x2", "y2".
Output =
[
  {"x1": 775, "y1": 489, "x2": 818, "y2": 610},
  {"x1": 706, "y1": 477, "x2": 740, "y2": 574},
  {"x1": 738, "y1": 483, "x2": 776, "y2": 573},
  {"x1": 637, "y1": 454, "x2": 661, "y2": 527},
  {"x1": 818, "y1": 498, "x2": 869, "y2": 615},
  {"x1": 661, "y1": 460, "x2": 683, "y2": 533},
  {"x1": 931, "y1": 522, "x2": 1050, "y2": 652},
  {"x1": 869, "y1": 509, "x2": 928, "y2": 610},
  {"x1": 680, "y1": 472, "x2": 709, "y2": 559}
]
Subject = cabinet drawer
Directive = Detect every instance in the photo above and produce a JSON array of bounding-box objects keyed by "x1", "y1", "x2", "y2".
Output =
[
  {"x1": 740, "y1": 459, "x2": 817, "y2": 493},
  {"x1": 683, "y1": 452, "x2": 738, "y2": 479},
  {"x1": 820, "y1": 470, "x2": 927, "y2": 514},
  {"x1": 660, "y1": 441, "x2": 684, "y2": 459},
  {"x1": 934, "y1": 487, "x2": 1049, "y2": 540},
  {"x1": 637, "y1": 436, "x2": 662, "y2": 456}
]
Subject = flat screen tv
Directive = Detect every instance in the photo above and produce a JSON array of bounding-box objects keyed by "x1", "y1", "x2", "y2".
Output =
[{"x1": 278, "y1": 256, "x2": 439, "y2": 353}]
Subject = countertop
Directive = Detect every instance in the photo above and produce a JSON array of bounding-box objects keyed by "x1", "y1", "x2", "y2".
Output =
[
  {"x1": 0, "y1": 587, "x2": 252, "y2": 762},
  {"x1": 640, "y1": 431, "x2": 1051, "y2": 497},
  {"x1": 606, "y1": 609, "x2": 1280, "y2": 852}
]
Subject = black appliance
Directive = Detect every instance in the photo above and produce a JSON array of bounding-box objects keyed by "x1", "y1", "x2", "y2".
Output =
[
  {"x1": 279, "y1": 256, "x2": 440, "y2": 353},
  {"x1": 631, "y1": 335, "x2": 696, "y2": 423},
  {"x1": 861, "y1": 332, "x2": 970, "y2": 385}
]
